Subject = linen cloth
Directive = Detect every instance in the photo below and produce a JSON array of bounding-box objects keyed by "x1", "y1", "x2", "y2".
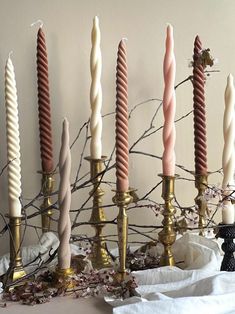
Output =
[{"x1": 106, "y1": 233, "x2": 235, "y2": 314}]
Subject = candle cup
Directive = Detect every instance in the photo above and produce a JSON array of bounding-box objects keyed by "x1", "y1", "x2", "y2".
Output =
[
  {"x1": 112, "y1": 190, "x2": 133, "y2": 282},
  {"x1": 194, "y1": 173, "x2": 209, "y2": 236},
  {"x1": 54, "y1": 266, "x2": 74, "y2": 288},
  {"x1": 38, "y1": 171, "x2": 55, "y2": 233},
  {"x1": 158, "y1": 174, "x2": 178, "y2": 266},
  {"x1": 85, "y1": 156, "x2": 112, "y2": 269},
  {"x1": 217, "y1": 223, "x2": 235, "y2": 271},
  {"x1": 3, "y1": 216, "x2": 26, "y2": 289}
]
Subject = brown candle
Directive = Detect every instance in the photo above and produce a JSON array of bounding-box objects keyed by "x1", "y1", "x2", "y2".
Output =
[
  {"x1": 37, "y1": 27, "x2": 54, "y2": 173},
  {"x1": 193, "y1": 36, "x2": 207, "y2": 175},
  {"x1": 115, "y1": 39, "x2": 129, "y2": 192}
]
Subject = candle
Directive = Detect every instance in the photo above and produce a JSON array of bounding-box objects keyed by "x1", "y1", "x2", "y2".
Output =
[
  {"x1": 36, "y1": 25, "x2": 54, "y2": 173},
  {"x1": 58, "y1": 118, "x2": 71, "y2": 269},
  {"x1": 5, "y1": 54, "x2": 22, "y2": 217},
  {"x1": 90, "y1": 16, "x2": 102, "y2": 159},
  {"x1": 116, "y1": 39, "x2": 129, "y2": 192},
  {"x1": 222, "y1": 74, "x2": 235, "y2": 224},
  {"x1": 162, "y1": 24, "x2": 176, "y2": 176},
  {"x1": 193, "y1": 36, "x2": 207, "y2": 175}
]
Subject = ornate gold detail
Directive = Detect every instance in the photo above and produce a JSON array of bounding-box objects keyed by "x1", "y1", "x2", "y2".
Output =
[
  {"x1": 85, "y1": 156, "x2": 112, "y2": 269},
  {"x1": 113, "y1": 190, "x2": 133, "y2": 281},
  {"x1": 195, "y1": 174, "x2": 208, "y2": 236},
  {"x1": 158, "y1": 175, "x2": 178, "y2": 266}
]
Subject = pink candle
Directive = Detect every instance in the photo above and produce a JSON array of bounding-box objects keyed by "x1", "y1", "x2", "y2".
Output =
[
  {"x1": 115, "y1": 39, "x2": 129, "y2": 192},
  {"x1": 162, "y1": 24, "x2": 176, "y2": 176}
]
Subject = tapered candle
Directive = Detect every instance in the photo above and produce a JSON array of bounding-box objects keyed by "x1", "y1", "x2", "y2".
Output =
[
  {"x1": 222, "y1": 74, "x2": 235, "y2": 224},
  {"x1": 116, "y1": 39, "x2": 129, "y2": 192},
  {"x1": 5, "y1": 54, "x2": 22, "y2": 217},
  {"x1": 58, "y1": 119, "x2": 71, "y2": 269},
  {"x1": 36, "y1": 25, "x2": 54, "y2": 173},
  {"x1": 90, "y1": 16, "x2": 102, "y2": 159},
  {"x1": 193, "y1": 36, "x2": 207, "y2": 175},
  {"x1": 162, "y1": 24, "x2": 176, "y2": 176}
]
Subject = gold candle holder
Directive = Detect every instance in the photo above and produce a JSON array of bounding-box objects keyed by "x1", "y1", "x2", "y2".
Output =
[
  {"x1": 85, "y1": 156, "x2": 112, "y2": 269},
  {"x1": 158, "y1": 175, "x2": 178, "y2": 266},
  {"x1": 3, "y1": 216, "x2": 26, "y2": 288},
  {"x1": 38, "y1": 171, "x2": 55, "y2": 233},
  {"x1": 112, "y1": 190, "x2": 133, "y2": 282},
  {"x1": 195, "y1": 174, "x2": 208, "y2": 236},
  {"x1": 54, "y1": 267, "x2": 74, "y2": 288}
]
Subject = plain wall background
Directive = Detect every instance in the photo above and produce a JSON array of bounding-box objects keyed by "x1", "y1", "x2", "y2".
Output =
[{"x1": 0, "y1": 0, "x2": 232, "y2": 255}]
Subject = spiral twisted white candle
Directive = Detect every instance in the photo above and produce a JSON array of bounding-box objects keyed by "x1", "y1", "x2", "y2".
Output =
[
  {"x1": 90, "y1": 16, "x2": 102, "y2": 159},
  {"x1": 222, "y1": 74, "x2": 235, "y2": 224},
  {"x1": 58, "y1": 118, "x2": 71, "y2": 269},
  {"x1": 162, "y1": 24, "x2": 176, "y2": 176},
  {"x1": 5, "y1": 55, "x2": 22, "y2": 217}
]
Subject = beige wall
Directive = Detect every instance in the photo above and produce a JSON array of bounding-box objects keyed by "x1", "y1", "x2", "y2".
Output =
[{"x1": 0, "y1": 0, "x2": 233, "y2": 254}]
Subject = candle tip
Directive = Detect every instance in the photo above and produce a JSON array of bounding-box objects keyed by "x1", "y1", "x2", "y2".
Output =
[
  {"x1": 94, "y1": 16, "x2": 99, "y2": 24},
  {"x1": 122, "y1": 37, "x2": 128, "y2": 42},
  {"x1": 30, "y1": 19, "x2": 43, "y2": 28},
  {"x1": 8, "y1": 51, "x2": 13, "y2": 59}
]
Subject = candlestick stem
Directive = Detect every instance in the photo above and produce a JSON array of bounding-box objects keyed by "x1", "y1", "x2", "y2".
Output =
[
  {"x1": 113, "y1": 190, "x2": 133, "y2": 281},
  {"x1": 3, "y1": 216, "x2": 26, "y2": 289},
  {"x1": 85, "y1": 156, "x2": 112, "y2": 269},
  {"x1": 158, "y1": 175, "x2": 178, "y2": 266},
  {"x1": 39, "y1": 172, "x2": 54, "y2": 233},
  {"x1": 195, "y1": 174, "x2": 208, "y2": 236}
]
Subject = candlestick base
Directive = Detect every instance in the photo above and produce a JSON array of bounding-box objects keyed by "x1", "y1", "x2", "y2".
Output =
[
  {"x1": 194, "y1": 173, "x2": 209, "y2": 236},
  {"x1": 158, "y1": 175, "x2": 178, "y2": 267},
  {"x1": 3, "y1": 216, "x2": 26, "y2": 290},
  {"x1": 38, "y1": 171, "x2": 55, "y2": 233},
  {"x1": 85, "y1": 156, "x2": 112, "y2": 269},
  {"x1": 217, "y1": 223, "x2": 235, "y2": 271},
  {"x1": 113, "y1": 189, "x2": 133, "y2": 281}
]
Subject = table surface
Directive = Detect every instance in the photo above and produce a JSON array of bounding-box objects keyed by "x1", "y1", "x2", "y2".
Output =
[{"x1": 2, "y1": 296, "x2": 113, "y2": 314}]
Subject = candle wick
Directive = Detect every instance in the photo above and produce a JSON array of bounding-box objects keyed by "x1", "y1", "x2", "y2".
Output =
[
  {"x1": 8, "y1": 51, "x2": 13, "y2": 59},
  {"x1": 30, "y1": 19, "x2": 44, "y2": 28}
]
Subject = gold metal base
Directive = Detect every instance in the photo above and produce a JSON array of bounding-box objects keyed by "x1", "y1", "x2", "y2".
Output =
[
  {"x1": 55, "y1": 267, "x2": 74, "y2": 288},
  {"x1": 85, "y1": 156, "x2": 112, "y2": 269},
  {"x1": 195, "y1": 174, "x2": 208, "y2": 236},
  {"x1": 3, "y1": 216, "x2": 26, "y2": 290},
  {"x1": 113, "y1": 190, "x2": 133, "y2": 281},
  {"x1": 158, "y1": 175, "x2": 178, "y2": 267},
  {"x1": 38, "y1": 171, "x2": 55, "y2": 233}
]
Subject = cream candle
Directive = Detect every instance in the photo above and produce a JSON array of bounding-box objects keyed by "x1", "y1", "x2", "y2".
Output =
[
  {"x1": 222, "y1": 74, "x2": 235, "y2": 224},
  {"x1": 58, "y1": 119, "x2": 72, "y2": 269},
  {"x1": 5, "y1": 54, "x2": 22, "y2": 217},
  {"x1": 90, "y1": 16, "x2": 102, "y2": 159},
  {"x1": 162, "y1": 24, "x2": 176, "y2": 176}
]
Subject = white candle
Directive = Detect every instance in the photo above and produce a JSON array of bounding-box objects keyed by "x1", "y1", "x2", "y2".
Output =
[
  {"x1": 58, "y1": 118, "x2": 71, "y2": 269},
  {"x1": 90, "y1": 16, "x2": 102, "y2": 159},
  {"x1": 222, "y1": 74, "x2": 235, "y2": 224},
  {"x1": 5, "y1": 54, "x2": 22, "y2": 217}
]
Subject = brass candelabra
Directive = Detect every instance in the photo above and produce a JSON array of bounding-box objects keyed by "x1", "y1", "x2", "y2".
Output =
[
  {"x1": 158, "y1": 175, "x2": 178, "y2": 266},
  {"x1": 113, "y1": 190, "x2": 133, "y2": 282},
  {"x1": 3, "y1": 216, "x2": 26, "y2": 289},
  {"x1": 39, "y1": 171, "x2": 55, "y2": 233},
  {"x1": 85, "y1": 156, "x2": 112, "y2": 269},
  {"x1": 195, "y1": 174, "x2": 208, "y2": 236}
]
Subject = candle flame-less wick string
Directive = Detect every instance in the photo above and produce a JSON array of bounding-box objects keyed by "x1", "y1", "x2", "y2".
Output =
[{"x1": 30, "y1": 19, "x2": 44, "y2": 28}]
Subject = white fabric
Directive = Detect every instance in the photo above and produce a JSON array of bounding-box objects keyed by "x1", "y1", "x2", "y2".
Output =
[
  {"x1": 0, "y1": 232, "x2": 85, "y2": 275},
  {"x1": 106, "y1": 233, "x2": 235, "y2": 314}
]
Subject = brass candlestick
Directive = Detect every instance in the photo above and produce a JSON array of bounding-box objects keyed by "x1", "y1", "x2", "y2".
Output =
[
  {"x1": 158, "y1": 175, "x2": 178, "y2": 266},
  {"x1": 3, "y1": 216, "x2": 26, "y2": 288},
  {"x1": 112, "y1": 190, "x2": 133, "y2": 282},
  {"x1": 54, "y1": 267, "x2": 74, "y2": 288},
  {"x1": 39, "y1": 171, "x2": 55, "y2": 233},
  {"x1": 195, "y1": 174, "x2": 208, "y2": 236},
  {"x1": 85, "y1": 156, "x2": 112, "y2": 269}
]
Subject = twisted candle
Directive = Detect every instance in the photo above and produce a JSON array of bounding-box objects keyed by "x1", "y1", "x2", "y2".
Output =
[
  {"x1": 58, "y1": 119, "x2": 71, "y2": 269},
  {"x1": 90, "y1": 16, "x2": 102, "y2": 159},
  {"x1": 193, "y1": 36, "x2": 207, "y2": 175},
  {"x1": 162, "y1": 24, "x2": 176, "y2": 176},
  {"x1": 37, "y1": 26, "x2": 54, "y2": 173},
  {"x1": 5, "y1": 55, "x2": 22, "y2": 217},
  {"x1": 116, "y1": 39, "x2": 129, "y2": 192}
]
